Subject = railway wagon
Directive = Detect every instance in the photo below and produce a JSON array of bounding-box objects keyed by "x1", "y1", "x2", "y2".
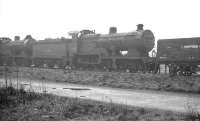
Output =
[
  {"x1": 157, "y1": 37, "x2": 200, "y2": 76},
  {"x1": 71, "y1": 24, "x2": 155, "y2": 71}
]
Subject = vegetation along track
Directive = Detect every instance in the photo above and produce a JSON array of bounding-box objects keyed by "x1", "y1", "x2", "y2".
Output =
[{"x1": 3, "y1": 66, "x2": 199, "y2": 94}]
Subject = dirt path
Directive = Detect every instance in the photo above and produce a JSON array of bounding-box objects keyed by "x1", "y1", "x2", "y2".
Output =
[{"x1": 1, "y1": 78, "x2": 200, "y2": 113}]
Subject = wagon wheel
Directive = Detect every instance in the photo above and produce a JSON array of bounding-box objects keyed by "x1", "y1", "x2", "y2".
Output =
[
  {"x1": 182, "y1": 71, "x2": 192, "y2": 76},
  {"x1": 177, "y1": 65, "x2": 193, "y2": 76}
]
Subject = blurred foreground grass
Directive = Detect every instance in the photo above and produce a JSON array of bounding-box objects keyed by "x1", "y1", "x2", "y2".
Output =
[{"x1": 0, "y1": 86, "x2": 192, "y2": 121}]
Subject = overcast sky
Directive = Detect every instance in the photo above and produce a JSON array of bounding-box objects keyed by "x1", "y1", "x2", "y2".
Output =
[{"x1": 0, "y1": 0, "x2": 200, "y2": 40}]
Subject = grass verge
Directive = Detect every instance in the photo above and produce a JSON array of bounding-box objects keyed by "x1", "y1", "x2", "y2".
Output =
[
  {"x1": 0, "y1": 86, "x2": 198, "y2": 121},
  {"x1": 15, "y1": 67, "x2": 200, "y2": 93}
]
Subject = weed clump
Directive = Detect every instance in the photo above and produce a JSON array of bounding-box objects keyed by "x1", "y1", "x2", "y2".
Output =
[
  {"x1": 0, "y1": 86, "x2": 42, "y2": 108},
  {"x1": 185, "y1": 105, "x2": 200, "y2": 121}
]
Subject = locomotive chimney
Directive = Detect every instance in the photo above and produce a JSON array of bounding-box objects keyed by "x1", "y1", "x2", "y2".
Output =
[
  {"x1": 109, "y1": 27, "x2": 117, "y2": 34},
  {"x1": 137, "y1": 24, "x2": 144, "y2": 31},
  {"x1": 14, "y1": 36, "x2": 20, "y2": 41}
]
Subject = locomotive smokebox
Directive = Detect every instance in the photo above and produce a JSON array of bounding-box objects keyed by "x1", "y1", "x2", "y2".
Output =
[
  {"x1": 109, "y1": 27, "x2": 117, "y2": 34},
  {"x1": 137, "y1": 24, "x2": 144, "y2": 31}
]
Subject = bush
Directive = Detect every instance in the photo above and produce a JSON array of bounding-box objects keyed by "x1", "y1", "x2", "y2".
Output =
[
  {"x1": 0, "y1": 86, "x2": 16, "y2": 107},
  {"x1": 0, "y1": 86, "x2": 43, "y2": 108},
  {"x1": 185, "y1": 105, "x2": 200, "y2": 121}
]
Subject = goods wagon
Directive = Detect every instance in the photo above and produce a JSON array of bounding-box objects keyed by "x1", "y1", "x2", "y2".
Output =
[{"x1": 157, "y1": 37, "x2": 200, "y2": 76}]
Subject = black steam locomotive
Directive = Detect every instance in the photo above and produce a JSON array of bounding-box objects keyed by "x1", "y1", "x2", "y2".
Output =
[{"x1": 1, "y1": 24, "x2": 200, "y2": 75}]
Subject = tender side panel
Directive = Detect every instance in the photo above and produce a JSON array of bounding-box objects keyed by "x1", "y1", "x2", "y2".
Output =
[{"x1": 33, "y1": 43, "x2": 67, "y2": 59}]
